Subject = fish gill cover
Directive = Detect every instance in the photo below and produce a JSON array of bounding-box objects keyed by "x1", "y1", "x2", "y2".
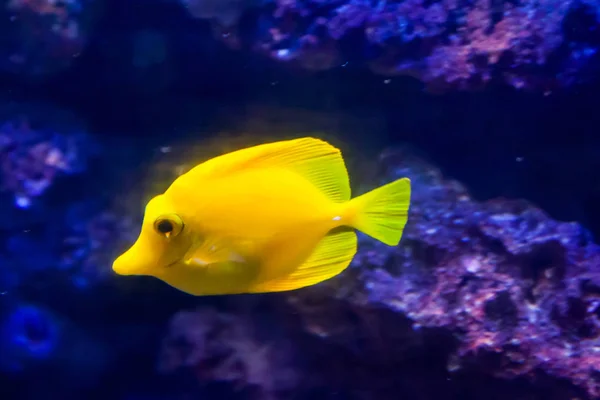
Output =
[{"x1": 0, "y1": 0, "x2": 598, "y2": 399}]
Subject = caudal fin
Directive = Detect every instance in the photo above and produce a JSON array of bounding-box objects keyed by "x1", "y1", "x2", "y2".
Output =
[{"x1": 349, "y1": 177, "x2": 411, "y2": 246}]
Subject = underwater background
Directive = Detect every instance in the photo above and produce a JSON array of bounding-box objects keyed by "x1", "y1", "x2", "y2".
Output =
[{"x1": 1, "y1": 0, "x2": 600, "y2": 398}]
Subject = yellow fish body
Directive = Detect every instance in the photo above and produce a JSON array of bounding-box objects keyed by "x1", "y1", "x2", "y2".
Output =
[{"x1": 112, "y1": 137, "x2": 411, "y2": 295}]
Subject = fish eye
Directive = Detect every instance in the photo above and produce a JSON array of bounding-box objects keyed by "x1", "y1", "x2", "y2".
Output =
[
  {"x1": 156, "y1": 220, "x2": 173, "y2": 234},
  {"x1": 153, "y1": 214, "x2": 184, "y2": 238}
]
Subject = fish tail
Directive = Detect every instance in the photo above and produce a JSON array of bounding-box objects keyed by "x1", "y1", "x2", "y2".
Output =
[{"x1": 347, "y1": 177, "x2": 411, "y2": 246}]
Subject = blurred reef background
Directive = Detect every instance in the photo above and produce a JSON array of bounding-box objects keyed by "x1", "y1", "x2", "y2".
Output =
[{"x1": 1, "y1": 0, "x2": 600, "y2": 399}]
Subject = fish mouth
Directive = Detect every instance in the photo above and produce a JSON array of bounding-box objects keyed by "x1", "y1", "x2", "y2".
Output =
[{"x1": 164, "y1": 259, "x2": 178, "y2": 268}]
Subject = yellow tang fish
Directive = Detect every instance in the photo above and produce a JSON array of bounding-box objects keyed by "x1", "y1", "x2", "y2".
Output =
[{"x1": 112, "y1": 137, "x2": 411, "y2": 295}]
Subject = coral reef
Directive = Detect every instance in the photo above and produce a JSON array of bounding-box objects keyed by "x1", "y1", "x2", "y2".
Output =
[
  {"x1": 0, "y1": 0, "x2": 100, "y2": 77},
  {"x1": 158, "y1": 306, "x2": 299, "y2": 400},
  {"x1": 1, "y1": 0, "x2": 597, "y2": 90},
  {"x1": 0, "y1": 104, "x2": 92, "y2": 209},
  {"x1": 181, "y1": 0, "x2": 264, "y2": 26},
  {"x1": 0, "y1": 195, "x2": 137, "y2": 292},
  {"x1": 198, "y1": 0, "x2": 600, "y2": 90},
  {"x1": 159, "y1": 147, "x2": 600, "y2": 399},
  {"x1": 0, "y1": 102, "x2": 136, "y2": 294}
]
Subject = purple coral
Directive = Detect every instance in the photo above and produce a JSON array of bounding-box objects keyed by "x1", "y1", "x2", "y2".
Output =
[
  {"x1": 158, "y1": 306, "x2": 299, "y2": 399},
  {"x1": 293, "y1": 147, "x2": 600, "y2": 398},
  {"x1": 207, "y1": 0, "x2": 600, "y2": 90},
  {"x1": 0, "y1": 105, "x2": 92, "y2": 208},
  {"x1": 2, "y1": 0, "x2": 99, "y2": 77}
]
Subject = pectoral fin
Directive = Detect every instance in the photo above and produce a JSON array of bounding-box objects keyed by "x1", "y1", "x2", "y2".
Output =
[{"x1": 183, "y1": 236, "x2": 247, "y2": 267}]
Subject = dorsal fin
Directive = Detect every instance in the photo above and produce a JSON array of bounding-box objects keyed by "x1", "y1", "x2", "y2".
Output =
[{"x1": 172, "y1": 137, "x2": 351, "y2": 202}]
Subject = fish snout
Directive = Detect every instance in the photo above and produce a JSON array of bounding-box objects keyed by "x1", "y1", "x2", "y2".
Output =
[
  {"x1": 112, "y1": 252, "x2": 136, "y2": 276},
  {"x1": 112, "y1": 243, "x2": 153, "y2": 276}
]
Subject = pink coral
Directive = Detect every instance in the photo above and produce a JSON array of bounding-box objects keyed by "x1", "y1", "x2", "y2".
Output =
[
  {"x1": 0, "y1": 119, "x2": 78, "y2": 208},
  {"x1": 211, "y1": 0, "x2": 600, "y2": 90}
]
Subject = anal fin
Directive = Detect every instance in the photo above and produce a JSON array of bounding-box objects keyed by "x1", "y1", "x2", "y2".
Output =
[{"x1": 249, "y1": 228, "x2": 357, "y2": 293}]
